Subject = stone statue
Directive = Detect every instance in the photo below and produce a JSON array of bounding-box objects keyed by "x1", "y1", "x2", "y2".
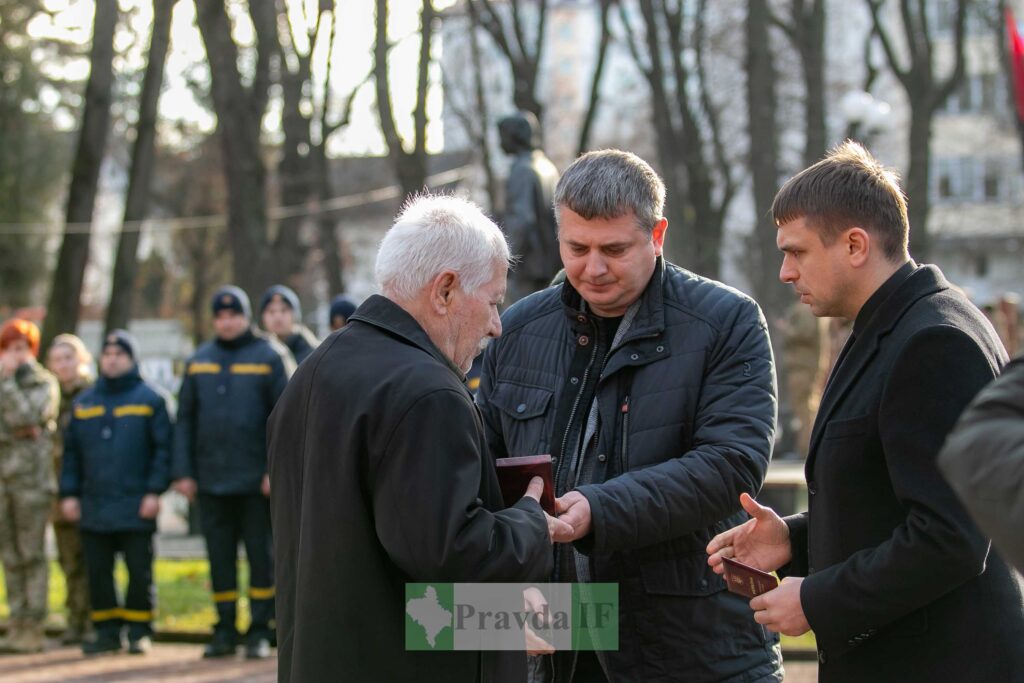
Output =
[{"x1": 498, "y1": 112, "x2": 560, "y2": 304}]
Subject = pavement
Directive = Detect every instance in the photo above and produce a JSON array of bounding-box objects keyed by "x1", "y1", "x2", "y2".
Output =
[
  {"x1": 0, "y1": 643, "x2": 275, "y2": 682},
  {"x1": 0, "y1": 643, "x2": 818, "y2": 682}
]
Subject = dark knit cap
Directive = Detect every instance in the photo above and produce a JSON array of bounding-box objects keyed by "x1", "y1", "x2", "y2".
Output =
[
  {"x1": 329, "y1": 295, "x2": 358, "y2": 322},
  {"x1": 260, "y1": 285, "x2": 302, "y2": 319},
  {"x1": 211, "y1": 285, "x2": 252, "y2": 319},
  {"x1": 102, "y1": 329, "x2": 139, "y2": 361}
]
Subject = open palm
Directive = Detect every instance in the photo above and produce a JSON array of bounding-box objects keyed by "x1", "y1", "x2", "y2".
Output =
[{"x1": 706, "y1": 493, "x2": 792, "y2": 574}]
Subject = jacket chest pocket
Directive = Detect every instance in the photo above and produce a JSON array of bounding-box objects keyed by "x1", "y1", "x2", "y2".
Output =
[{"x1": 489, "y1": 383, "x2": 554, "y2": 457}]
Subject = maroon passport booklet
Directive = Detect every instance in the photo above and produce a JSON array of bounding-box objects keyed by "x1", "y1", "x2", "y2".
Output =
[
  {"x1": 495, "y1": 454, "x2": 556, "y2": 515},
  {"x1": 722, "y1": 557, "x2": 779, "y2": 599}
]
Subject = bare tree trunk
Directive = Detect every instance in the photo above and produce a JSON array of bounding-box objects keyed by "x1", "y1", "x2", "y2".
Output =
[
  {"x1": 905, "y1": 104, "x2": 934, "y2": 258},
  {"x1": 105, "y1": 0, "x2": 176, "y2": 334},
  {"x1": 866, "y1": 0, "x2": 968, "y2": 262},
  {"x1": 194, "y1": 0, "x2": 271, "y2": 297},
  {"x1": 375, "y1": 0, "x2": 432, "y2": 200},
  {"x1": 746, "y1": 0, "x2": 788, "y2": 324},
  {"x1": 263, "y1": 0, "x2": 313, "y2": 289},
  {"x1": 42, "y1": 0, "x2": 118, "y2": 353},
  {"x1": 620, "y1": 0, "x2": 737, "y2": 277},
  {"x1": 469, "y1": 21, "x2": 500, "y2": 213},
  {"x1": 800, "y1": 0, "x2": 827, "y2": 165},
  {"x1": 469, "y1": 0, "x2": 548, "y2": 136},
  {"x1": 577, "y1": 0, "x2": 614, "y2": 156}
]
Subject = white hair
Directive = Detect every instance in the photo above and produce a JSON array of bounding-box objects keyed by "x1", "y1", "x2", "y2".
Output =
[{"x1": 375, "y1": 193, "x2": 512, "y2": 300}]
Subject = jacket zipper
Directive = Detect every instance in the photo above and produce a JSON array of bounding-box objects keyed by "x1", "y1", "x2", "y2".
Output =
[
  {"x1": 619, "y1": 395, "x2": 630, "y2": 475},
  {"x1": 555, "y1": 333, "x2": 599, "y2": 491}
]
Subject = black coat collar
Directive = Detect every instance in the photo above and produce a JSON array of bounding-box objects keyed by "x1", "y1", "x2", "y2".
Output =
[
  {"x1": 807, "y1": 264, "x2": 948, "y2": 467},
  {"x1": 349, "y1": 294, "x2": 467, "y2": 381}
]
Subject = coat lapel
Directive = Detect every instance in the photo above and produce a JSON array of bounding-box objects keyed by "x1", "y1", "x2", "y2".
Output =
[{"x1": 805, "y1": 266, "x2": 947, "y2": 473}]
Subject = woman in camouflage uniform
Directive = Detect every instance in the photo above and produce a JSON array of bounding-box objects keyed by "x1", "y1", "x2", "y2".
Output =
[
  {"x1": 0, "y1": 320, "x2": 60, "y2": 653},
  {"x1": 46, "y1": 334, "x2": 94, "y2": 645}
]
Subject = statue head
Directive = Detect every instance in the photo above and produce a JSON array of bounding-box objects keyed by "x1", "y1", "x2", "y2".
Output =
[{"x1": 498, "y1": 111, "x2": 541, "y2": 154}]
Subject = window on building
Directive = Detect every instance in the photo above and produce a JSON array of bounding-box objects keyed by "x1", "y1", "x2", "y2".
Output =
[
  {"x1": 931, "y1": 156, "x2": 1016, "y2": 204},
  {"x1": 939, "y1": 72, "x2": 1010, "y2": 116}
]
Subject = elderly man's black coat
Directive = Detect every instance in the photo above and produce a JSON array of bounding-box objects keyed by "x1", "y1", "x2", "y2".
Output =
[
  {"x1": 267, "y1": 295, "x2": 552, "y2": 683},
  {"x1": 784, "y1": 264, "x2": 1024, "y2": 681}
]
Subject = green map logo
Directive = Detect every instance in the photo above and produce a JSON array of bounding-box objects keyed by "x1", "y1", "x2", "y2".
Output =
[{"x1": 405, "y1": 583, "x2": 455, "y2": 651}]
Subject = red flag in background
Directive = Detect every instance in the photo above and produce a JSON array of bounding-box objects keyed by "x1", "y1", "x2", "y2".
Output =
[{"x1": 1006, "y1": 8, "x2": 1024, "y2": 122}]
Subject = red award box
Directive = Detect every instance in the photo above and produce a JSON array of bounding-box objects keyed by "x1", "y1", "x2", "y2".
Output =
[
  {"x1": 495, "y1": 454, "x2": 556, "y2": 515},
  {"x1": 722, "y1": 557, "x2": 779, "y2": 599}
]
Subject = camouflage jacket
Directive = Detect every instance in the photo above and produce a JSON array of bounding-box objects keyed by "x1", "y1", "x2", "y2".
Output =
[
  {"x1": 53, "y1": 375, "x2": 93, "y2": 468},
  {"x1": 0, "y1": 360, "x2": 60, "y2": 490}
]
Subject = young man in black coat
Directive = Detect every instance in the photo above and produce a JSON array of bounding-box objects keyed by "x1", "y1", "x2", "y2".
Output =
[
  {"x1": 267, "y1": 195, "x2": 566, "y2": 683},
  {"x1": 708, "y1": 142, "x2": 1024, "y2": 682},
  {"x1": 60, "y1": 331, "x2": 172, "y2": 655}
]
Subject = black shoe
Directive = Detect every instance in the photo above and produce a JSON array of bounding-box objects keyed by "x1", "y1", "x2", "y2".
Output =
[
  {"x1": 245, "y1": 636, "x2": 271, "y2": 660},
  {"x1": 127, "y1": 636, "x2": 151, "y2": 655},
  {"x1": 202, "y1": 632, "x2": 237, "y2": 659},
  {"x1": 82, "y1": 633, "x2": 122, "y2": 656}
]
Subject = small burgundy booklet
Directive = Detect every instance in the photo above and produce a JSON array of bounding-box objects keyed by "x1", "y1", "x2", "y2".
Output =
[
  {"x1": 722, "y1": 557, "x2": 779, "y2": 599},
  {"x1": 495, "y1": 454, "x2": 556, "y2": 515}
]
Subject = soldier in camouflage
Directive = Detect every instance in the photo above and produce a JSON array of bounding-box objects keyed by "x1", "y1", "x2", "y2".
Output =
[
  {"x1": 0, "y1": 319, "x2": 60, "y2": 654},
  {"x1": 46, "y1": 334, "x2": 95, "y2": 645}
]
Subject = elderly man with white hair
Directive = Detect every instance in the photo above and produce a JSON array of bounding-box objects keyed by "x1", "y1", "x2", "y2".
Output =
[{"x1": 267, "y1": 194, "x2": 566, "y2": 683}]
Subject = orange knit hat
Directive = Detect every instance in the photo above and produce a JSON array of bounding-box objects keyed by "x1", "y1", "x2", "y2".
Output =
[{"x1": 0, "y1": 319, "x2": 41, "y2": 357}]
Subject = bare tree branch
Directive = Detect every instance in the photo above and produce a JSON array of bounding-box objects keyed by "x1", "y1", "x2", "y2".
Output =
[
  {"x1": 867, "y1": 0, "x2": 912, "y2": 87},
  {"x1": 577, "y1": 0, "x2": 615, "y2": 156}
]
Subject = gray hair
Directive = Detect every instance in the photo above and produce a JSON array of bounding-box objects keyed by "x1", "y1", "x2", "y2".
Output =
[
  {"x1": 554, "y1": 149, "x2": 666, "y2": 233},
  {"x1": 375, "y1": 193, "x2": 511, "y2": 301}
]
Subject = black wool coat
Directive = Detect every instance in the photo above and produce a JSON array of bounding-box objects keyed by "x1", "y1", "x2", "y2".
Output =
[
  {"x1": 268, "y1": 295, "x2": 552, "y2": 683},
  {"x1": 785, "y1": 264, "x2": 1024, "y2": 682}
]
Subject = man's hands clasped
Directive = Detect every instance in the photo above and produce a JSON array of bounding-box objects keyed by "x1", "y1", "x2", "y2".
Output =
[{"x1": 520, "y1": 477, "x2": 592, "y2": 544}]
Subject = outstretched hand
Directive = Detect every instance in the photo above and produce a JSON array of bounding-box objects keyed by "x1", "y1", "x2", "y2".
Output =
[{"x1": 706, "y1": 493, "x2": 792, "y2": 574}]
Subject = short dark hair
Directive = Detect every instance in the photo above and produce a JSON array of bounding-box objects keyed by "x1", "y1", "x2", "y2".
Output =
[
  {"x1": 554, "y1": 149, "x2": 665, "y2": 234},
  {"x1": 771, "y1": 141, "x2": 909, "y2": 261}
]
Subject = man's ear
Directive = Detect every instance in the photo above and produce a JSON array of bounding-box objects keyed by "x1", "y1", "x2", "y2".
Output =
[
  {"x1": 651, "y1": 218, "x2": 668, "y2": 256},
  {"x1": 845, "y1": 227, "x2": 870, "y2": 267},
  {"x1": 429, "y1": 271, "x2": 459, "y2": 314}
]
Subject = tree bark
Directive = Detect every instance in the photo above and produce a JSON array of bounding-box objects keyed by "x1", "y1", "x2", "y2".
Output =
[
  {"x1": 800, "y1": 0, "x2": 827, "y2": 165},
  {"x1": 42, "y1": 0, "x2": 118, "y2": 353},
  {"x1": 577, "y1": 0, "x2": 614, "y2": 156},
  {"x1": 866, "y1": 0, "x2": 968, "y2": 262},
  {"x1": 194, "y1": 0, "x2": 271, "y2": 298},
  {"x1": 375, "y1": 0, "x2": 431, "y2": 200},
  {"x1": 469, "y1": 0, "x2": 547, "y2": 135},
  {"x1": 267, "y1": 0, "x2": 317, "y2": 289},
  {"x1": 746, "y1": 0, "x2": 788, "y2": 324},
  {"x1": 105, "y1": 0, "x2": 176, "y2": 334}
]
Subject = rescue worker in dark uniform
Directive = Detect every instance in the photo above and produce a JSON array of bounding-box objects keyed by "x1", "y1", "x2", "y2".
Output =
[
  {"x1": 59, "y1": 330, "x2": 172, "y2": 656},
  {"x1": 259, "y1": 285, "x2": 319, "y2": 365},
  {"x1": 171, "y1": 286, "x2": 293, "y2": 659},
  {"x1": 328, "y1": 294, "x2": 357, "y2": 332}
]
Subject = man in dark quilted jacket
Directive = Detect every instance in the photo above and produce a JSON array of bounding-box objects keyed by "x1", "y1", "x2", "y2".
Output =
[{"x1": 477, "y1": 150, "x2": 782, "y2": 682}]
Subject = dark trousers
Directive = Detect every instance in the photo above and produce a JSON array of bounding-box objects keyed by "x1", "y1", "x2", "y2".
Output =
[
  {"x1": 80, "y1": 530, "x2": 155, "y2": 639},
  {"x1": 198, "y1": 493, "x2": 274, "y2": 638}
]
